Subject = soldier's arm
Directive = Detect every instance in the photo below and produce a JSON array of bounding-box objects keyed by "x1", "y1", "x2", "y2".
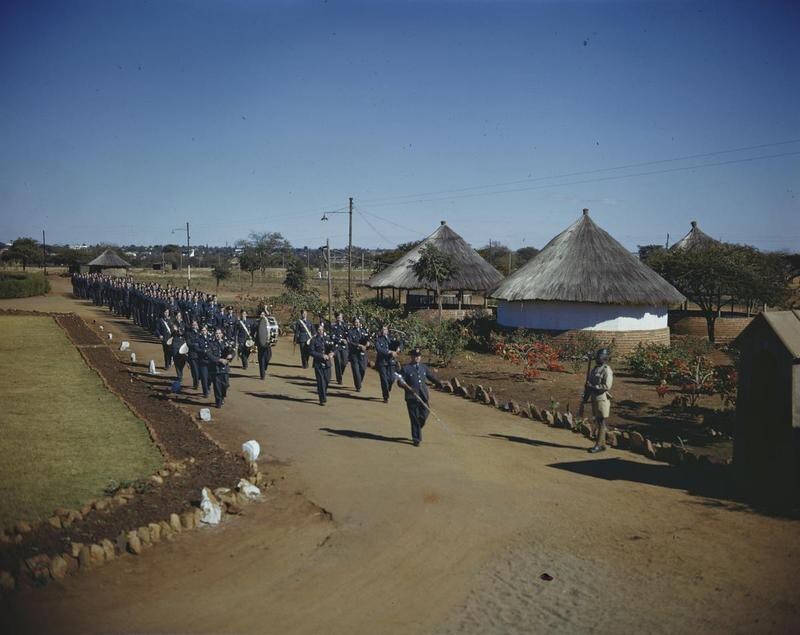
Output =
[{"x1": 425, "y1": 366, "x2": 444, "y2": 388}]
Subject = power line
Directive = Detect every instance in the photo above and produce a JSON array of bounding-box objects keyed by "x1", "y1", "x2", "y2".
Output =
[
  {"x1": 362, "y1": 150, "x2": 800, "y2": 209},
  {"x1": 359, "y1": 138, "x2": 800, "y2": 206},
  {"x1": 356, "y1": 206, "x2": 427, "y2": 237},
  {"x1": 355, "y1": 210, "x2": 395, "y2": 247}
]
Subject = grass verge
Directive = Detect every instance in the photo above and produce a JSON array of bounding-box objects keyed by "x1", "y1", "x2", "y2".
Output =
[{"x1": 0, "y1": 315, "x2": 162, "y2": 526}]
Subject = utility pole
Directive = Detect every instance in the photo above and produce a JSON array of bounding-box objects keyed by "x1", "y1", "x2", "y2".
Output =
[
  {"x1": 361, "y1": 251, "x2": 364, "y2": 284},
  {"x1": 326, "y1": 238, "x2": 333, "y2": 322},
  {"x1": 507, "y1": 250, "x2": 512, "y2": 275},
  {"x1": 348, "y1": 196, "x2": 353, "y2": 305},
  {"x1": 186, "y1": 222, "x2": 191, "y2": 283},
  {"x1": 42, "y1": 229, "x2": 47, "y2": 276}
]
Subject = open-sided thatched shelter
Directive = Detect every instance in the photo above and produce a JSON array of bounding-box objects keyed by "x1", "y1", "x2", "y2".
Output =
[
  {"x1": 366, "y1": 221, "x2": 503, "y2": 311},
  {"x1": 489, "y1": 209, "x2": 685, "y2": 354},
  {"x1": 87, "y1": 249, "x2": 132, "y2": 276},
  {"x1": 670, "y1": 220, "x2": 719, "y2": 251}
]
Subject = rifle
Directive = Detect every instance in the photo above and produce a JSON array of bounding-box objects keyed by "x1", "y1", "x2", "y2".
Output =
[{"x1": 578, "y1": 354, "x2": 593, "y2": 417}]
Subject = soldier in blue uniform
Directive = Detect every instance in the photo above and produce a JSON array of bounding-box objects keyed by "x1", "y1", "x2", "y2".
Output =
[
  {"x1": 329, "y1": 312, "x2": 349, "y2": 384},
  {"x1": 397, "y1": 348, "x2": 443, "y2": 447},
  {"x1": 233, "y1": 309, "x2": 253, "y2": 369},
  {"x1": 294, "y1": 309, "x2": 314, "y2": 369},
  {"x1": 155, "y1": 309, "x2": 174, "y2": 370},
  {"x1": 347, "y1": 317, "x2": 369, "y2": 392},
  {"x1": 309, "y1": 323, "x2": 332, "y2": 405},
  {"x1": 205, "y1": 327, "x2": 234, "y2": 408},
  {"x1": 185, "y1": 319, "x2": 205, "y2": 393},
  {"x1": 374, "y1": 325, "x2": 399, "y2": 403}
]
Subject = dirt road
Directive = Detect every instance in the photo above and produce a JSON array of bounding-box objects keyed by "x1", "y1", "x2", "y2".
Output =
[{"x1": 3, "y1": 278, "x2": 799, "y2": 634}]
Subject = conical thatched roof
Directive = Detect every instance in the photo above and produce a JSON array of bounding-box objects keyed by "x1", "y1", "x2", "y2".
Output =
[
  {"x1": 366, "y1": 221, "x2": 503, "y2": 291},
  {"x1": 670, "y1": 220, "x2": 720, "y2": 251},
  {"x1": 88, "y1": 249, "x2": 132, "y2": 268},
  {"x1": 490, "y1": 210, "x2": 684, "y2": 306}
]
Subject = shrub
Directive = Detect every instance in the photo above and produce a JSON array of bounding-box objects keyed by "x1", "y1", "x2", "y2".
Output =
[{"x1": 0, "y1": 272, "x2": 50, "y2": 298}]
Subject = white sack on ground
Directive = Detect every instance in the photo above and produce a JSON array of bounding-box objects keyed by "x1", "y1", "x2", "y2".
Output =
[
  {"x1": 199, "y1": 408, "x2": 212, "y2": 422},
  {"x1": 120, "y1": 341, "x2": 130, "y2": 351},
  {"x1": 199, "y1": 488, "x2": 222, "y2": 525},
  {"x1": 242, "y1": 440, "x2": 260, "y2": 462},
  {"x1": 108, "y1": 332, "x2": 113, "y2": 340},
  {"x1": 130, "y1": 352, "x2": 136, "y2": 363},
  {"x1": 148, "y1": 360, "x2": 157, "y2": 375}
]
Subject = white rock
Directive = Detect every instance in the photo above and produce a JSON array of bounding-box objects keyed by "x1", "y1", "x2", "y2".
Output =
[
  {"x1": 237, "y1": 478, "x2": 261, "y2": 500},
  {"x1": 148, "y1": 360, "x2": 158, "y2": 375},
  {"x1": 199, "y1": 488, "x2": 222, "y2": 525},
  {"x1": 242, "y1": 440, "x2": 260, "y2": 462},
  {"x1": 108, "y1": 333, "x2": 113, "y2": 340},
  {"x1": 130, "y1": 352, "x2": 136, "y2": 363},
  {"x1": 99, "y1": 325, "x2": 104, "y2": 331},
  {"x1": 199, "y1": 408, "x2": 212, "y2": 422},
  {"x1": 120, "y1": 341, "x2": 130, "y2": 351}
]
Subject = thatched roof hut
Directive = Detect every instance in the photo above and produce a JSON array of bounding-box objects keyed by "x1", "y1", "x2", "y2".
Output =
[
  {"x1": 490, "y1": 209, "x2": 684, "y2": 354},
  {"x1": 670, "y1": 220, "x2": 719, "y2": 251},
  {"x1": 366, "y1": 221, "x2": 503, "y2": 293},
  {"x1": 88, "y1": 249, "x2": 132, "y2": 275}
]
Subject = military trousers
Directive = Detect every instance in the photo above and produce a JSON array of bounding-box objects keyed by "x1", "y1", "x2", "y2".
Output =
[
  {"x1": 333, "y1": 348, "x2": 348, "y2": 384},
  {"x1": 406, "y1": 398, "x2": 429, "y2": 444},
  {"x1": 377, "y1": 364, "x2": 395, "y2": 401},
  {"x1": 314, "y1": 362, "x2": 329, "y2": 404},
  {"x1": 350, "y1": 353, "x2": 367, "y2": 391},
  {"x1": 256, "y1": 345, "x2": 272, "y2": 380}
]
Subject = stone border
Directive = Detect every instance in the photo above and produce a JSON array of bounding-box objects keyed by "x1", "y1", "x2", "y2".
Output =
[
  {"x1": 438, "y1": 377, "x2": 725, "y2": 467},
  {"x1": 0, "y1": 461, "x2": 270, "y2": 594}
]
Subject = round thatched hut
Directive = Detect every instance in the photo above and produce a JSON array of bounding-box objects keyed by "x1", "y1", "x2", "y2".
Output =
[
  {"x1": 489, "y1": 209, "x2": 685, "y2": 354},
  {"x1": 87, "y1": 249, "x2": 132, "y2": 277},
  {"x1": 366, "y1": 221, "x2": 503, "y2": 314},
  {"x1": 670, "y1": 220, "x2": 719, "y2": 251}
]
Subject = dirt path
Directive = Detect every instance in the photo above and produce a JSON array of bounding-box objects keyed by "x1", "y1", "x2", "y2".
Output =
[{"x1": 2, "y1": 278, "x2": 799, "y2": 634}]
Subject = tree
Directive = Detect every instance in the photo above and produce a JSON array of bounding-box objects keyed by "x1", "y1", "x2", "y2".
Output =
[
  {"x1": 411, "y1": 244, "x2": 460, "y2": 321},
  {"x1": 2, "y1": 238, "x2": 43, "y2": 270},
  {"x1": 284, "y1": 256, "x2": 307, "y2": 291},
  {"x1": 478, "y1": 242, "x2": 512, "y2": 275},
  {"x1": 373, "y1": 240, "x2": 422, "y2": 273},
  {"x1": 646, "y1": 244, "x2": 791, "y2": 342},
  {"x1": 638, "y1": 244, "x2": 665, "y2": 262},
  {"x1": 248, "y1": 231, "x2": 291, "y2": 272},
  {"x1": 211, "y1": 265, "x2": 231, "y2": 291},
  {"x1": 239, "y1": 248, "x2": 260, "y2": 286},
  {"x1": 514, "y1": 246, "x2": 540, "y2": 267}
]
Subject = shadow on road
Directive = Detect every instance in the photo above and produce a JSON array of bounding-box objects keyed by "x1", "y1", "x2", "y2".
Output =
[
  {"x1": 548, "y1": 457, "x2": 754, "y2": 509},
  {"x1": 328, "y1": 391, "x2": 383, "y2": 402},
  {"x1": 319, "y1": 427, "x2": 413, "y2": 445},
  {"x1": 488, "y1": 433, "x2": 588, "y2": 452},
  {"x1": 244, "y1": 391, "x2": 318, "y2": 404}
]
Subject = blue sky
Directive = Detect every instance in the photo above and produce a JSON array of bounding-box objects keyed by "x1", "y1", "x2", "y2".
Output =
[{"x1": 1, "y1": 0, "x2": 798, "y2": 252}]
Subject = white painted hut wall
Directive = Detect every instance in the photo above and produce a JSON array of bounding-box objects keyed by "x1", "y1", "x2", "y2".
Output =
[{"x1": 497, "y1": 301, "x2": 667, "y2": 331}]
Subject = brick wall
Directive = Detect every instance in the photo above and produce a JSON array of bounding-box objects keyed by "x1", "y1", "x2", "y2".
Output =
[{"x1": 670, "y1": 314, "x2": 753, "y2": 344}]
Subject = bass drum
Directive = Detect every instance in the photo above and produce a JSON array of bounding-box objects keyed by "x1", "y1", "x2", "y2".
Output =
[{"x1": 256, "y1": 316, "x2": 280, "y2": 347}]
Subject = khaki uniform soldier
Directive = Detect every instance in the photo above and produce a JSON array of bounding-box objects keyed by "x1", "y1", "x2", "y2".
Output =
[{"x1": 586, "y1": 348, "x2": 614, "y2": 453}]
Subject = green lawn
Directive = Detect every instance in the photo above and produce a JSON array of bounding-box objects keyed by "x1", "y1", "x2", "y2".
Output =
[{"x1": 0, "y1": 316, "x2": 162, "y2": 526}]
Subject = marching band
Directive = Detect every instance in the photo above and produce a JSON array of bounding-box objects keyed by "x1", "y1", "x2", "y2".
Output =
[{"x1": 71, "y1": 272, "x2": 442, "y2": 445}]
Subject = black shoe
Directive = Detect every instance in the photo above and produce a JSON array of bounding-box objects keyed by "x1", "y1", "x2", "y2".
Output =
[
  {"x1": 588, "y1": 445, "x2": 606, "y2": 454},
  {"x1": 383, "y1": 397, "x2": 388, "y2": 403},
  {"x1": 412, "y1": 440, "x2": 420, "y2": 447},
  {"x1": 260, "y1": 374, "x2": 265, "y2": 380}
]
